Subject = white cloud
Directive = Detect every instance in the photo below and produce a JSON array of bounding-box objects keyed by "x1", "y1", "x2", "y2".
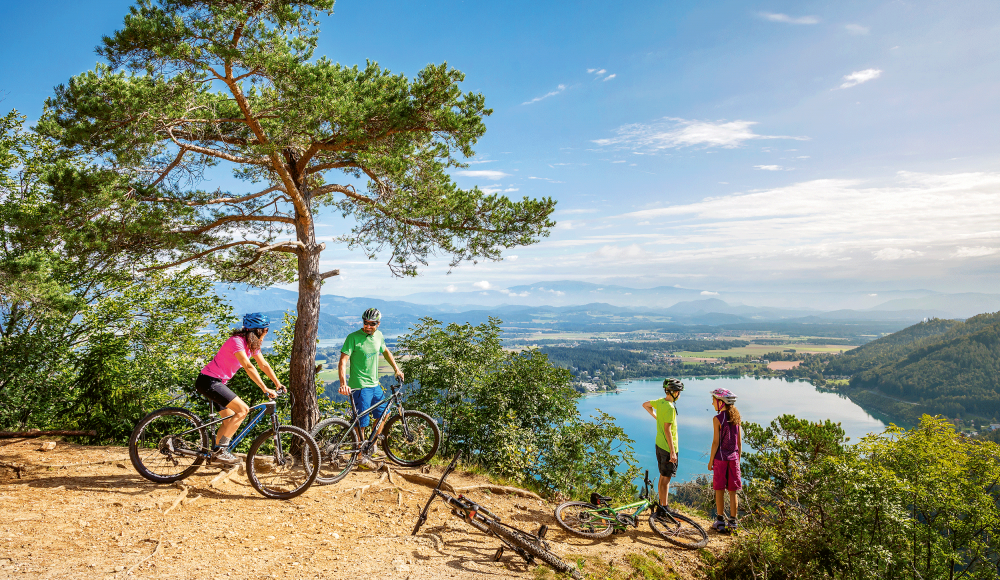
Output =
[
  {"x1": 593, "y1": 244, "x2": 648, "y2": 262},
  {"x1": 559, "y1": 208, "x2": 599, "y2": 215},
  {"x1": 760, "y1": 13, "x2": 819, "y2": 24},
  {"x1": 845, "y1": 24, "x2": 870, "y2": 35},
  {"x1": 593, "y1": 117, "x2": 807, "y2": 151},
  {"x1": 445, "y1": 285, "x2": 457, "y2": 293},
  {"x1": 868, "y1": 293, "x2": 878, "y2": 297},
  {"x1": 838, "y1": 69, "x2": 882, "y2": 89},
  {"x1": 587, "y1": 68, "x2": 607, "y2": 75},
  {"x1": 528, "y1": 176, "x2": 565, "y2": 183},
  {"x1": 506, "y1": 255, "x2": 519, "y2": 261},
  {"x1": 603, "y1": 74, "x2": 616, "y2": 82},
  {"x1": 474, "y1": 280, "x2": 491, "y2": 290},
  {"x1": 701, "y1": 291, "x2": 719, "y2": 296},
  {"x1": 953, "y1": 246, "x2": 999, "y2": 258},
  {"x1": 481, "y1": 185, "x2": 521, "y2": 194},
  {"x1": 605, "y1": 171, "x2": 1000, "y2": 276},
  {"x1": 754, "y1": 165, "x2": 784, "y2": 171},
  {"x1": 455, "y1": 170, "x2": 510, "y2": 180},
  {"x1": 522, "y1": 84, "x2": 566, "y2": 105},
  {"x1": 873, "y1": 248, "x2": 923, "y2": 261},
  {"x1": 498, "y1": 288, "x2": 530, "y2": 297}
]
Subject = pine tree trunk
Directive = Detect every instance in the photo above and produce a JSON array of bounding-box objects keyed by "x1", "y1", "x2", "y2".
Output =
[{"x1": 290, "y1": 217, "x2": 321, "y2": 432}]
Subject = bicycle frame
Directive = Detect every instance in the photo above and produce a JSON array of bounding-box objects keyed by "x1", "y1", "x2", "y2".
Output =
[
  {"x1": 168, "y1": 399, "x2": 282, "y2": 460},
  {"x1": 580, "y1": 470, "x2": 667, "y2": 530},
  {"x1": 413, "y1": 453, "x2": 539, "y2": 547},
  {"x1": 340, "y1": 382, "x2": 413, "y2": 450}
]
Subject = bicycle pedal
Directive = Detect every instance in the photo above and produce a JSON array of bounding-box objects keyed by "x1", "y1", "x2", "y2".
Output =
[
  {"x1": 536, "y1": 524, "x2": 548, "y2": 539},
  {"x1": 493, "y1": 547, "x2": 504, "y2": 562}
]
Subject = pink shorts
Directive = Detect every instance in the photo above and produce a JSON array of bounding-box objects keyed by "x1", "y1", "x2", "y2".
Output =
[{"x1": 712, "y1": 458, "x2": 742, "y2": 491}]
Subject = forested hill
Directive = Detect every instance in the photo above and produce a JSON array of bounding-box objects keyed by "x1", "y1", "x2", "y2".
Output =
[
  {"x1": 825, "y1": 318, "x2": 960, "y2": 376},
  {"x1": 846, "y1": 312, "x2": 1000, "y2": 420}
]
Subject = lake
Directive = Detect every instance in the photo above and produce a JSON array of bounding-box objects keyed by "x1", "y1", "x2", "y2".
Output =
[{"x1": 577, "y1": 376, "x2": 887, "y2": 484}]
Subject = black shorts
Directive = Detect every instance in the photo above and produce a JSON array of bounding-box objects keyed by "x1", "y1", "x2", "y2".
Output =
[
  {"x1": 195, "y1": 373, "x2": 238, "y2": 411},
  {"x1": 655, "y1": 445, "x2": 678, "y2": 479}
]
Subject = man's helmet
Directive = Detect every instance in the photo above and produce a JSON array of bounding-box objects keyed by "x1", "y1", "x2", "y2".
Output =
[
  {"x1": 243, "y1": 312, "x2": 270, "y2": 329},
  {"x1": 663, "y1": 378, "x2": 685, "y2": 393},
  {"x1": 362, "y1": 308, "x2": 381, "y2": 322},
  {"x1": 711, "y1": 388, "x2": 737, "y2": 406}
]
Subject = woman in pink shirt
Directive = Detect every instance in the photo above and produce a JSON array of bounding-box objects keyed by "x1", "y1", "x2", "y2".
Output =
[{"x1": 195, "y1": 313, "x2": 285, "y2": 464}]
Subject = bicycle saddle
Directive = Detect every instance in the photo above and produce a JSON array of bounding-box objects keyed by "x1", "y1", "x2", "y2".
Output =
[{"x1": 590, "y1": 492, "x2": 612, "y2": 506}]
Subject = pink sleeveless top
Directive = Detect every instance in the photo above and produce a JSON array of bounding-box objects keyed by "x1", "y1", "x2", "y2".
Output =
[{"x1": 200, "y1": 336, "x2": 259, "y2": 383}]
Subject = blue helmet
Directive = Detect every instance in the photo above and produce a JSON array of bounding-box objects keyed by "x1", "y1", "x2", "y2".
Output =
[{"x1": 243, "y1": 312, "x2": 270, "y2": 329}]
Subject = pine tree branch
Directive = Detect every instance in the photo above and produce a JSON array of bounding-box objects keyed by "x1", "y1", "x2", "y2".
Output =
[{"x1": 138, "y1": 184, "x2": 282, "y2": 206}]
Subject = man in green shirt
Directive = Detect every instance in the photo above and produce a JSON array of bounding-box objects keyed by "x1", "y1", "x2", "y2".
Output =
[
  {"x1": 641, "y1": 378, "x2": 684, "y2": 518},
  {"x1": 338, "y1": 308, "x2": 404, "y2": 441}
]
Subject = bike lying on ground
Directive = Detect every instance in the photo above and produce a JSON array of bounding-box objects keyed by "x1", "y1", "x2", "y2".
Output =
[
  {"x1": 412, "y1": 451, "x2": 582, "y2": 579},
  {"x1": 310, "y1": 380, "x2": 439, "y2": 484},
  {"x1": 128, "y1": 391, "x2": 320, "y2": 500},
  {"x1": 554, "y1": 470, "x2": 709, "y2": 549}
]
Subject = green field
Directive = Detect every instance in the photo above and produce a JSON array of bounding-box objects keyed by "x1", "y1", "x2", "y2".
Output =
[{"x1": 674, "y1": 343, "x2": 856, "y2": 358}]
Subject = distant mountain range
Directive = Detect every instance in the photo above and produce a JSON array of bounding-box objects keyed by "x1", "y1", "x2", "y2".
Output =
[
  {"x1": 390, "y1": 280, "x2": 998, "y2": 313},
  {"x1": 214, "y1": 281, "x2": 1000, "y2": 340}
]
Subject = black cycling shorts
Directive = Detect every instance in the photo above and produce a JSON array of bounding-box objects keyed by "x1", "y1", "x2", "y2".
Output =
[
  {"x1": 655, "y1": 445, "x2": 678, "y2": 479},
  {"x1": 195, "y1": 373, "x2": 238, "y2": 411}
]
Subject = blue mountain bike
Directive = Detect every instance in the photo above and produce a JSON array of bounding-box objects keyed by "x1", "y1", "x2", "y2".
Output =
[{"x1": 128, "y1": 392, "x2": 320, "y2": 500}]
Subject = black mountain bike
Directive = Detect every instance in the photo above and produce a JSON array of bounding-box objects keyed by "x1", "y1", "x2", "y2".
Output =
[
  {"x1": 553, "y1": 470, "x2": 709, "y2": 549},
  {"x1": 128, "y1": 391, "x2": 320, "y2": 500},
  {"x1": 310, "y1": 380, "x2": 440, "y2": 484},
  {"x1": 413, "y1": 452, "x2": 582, "y2": 579}
]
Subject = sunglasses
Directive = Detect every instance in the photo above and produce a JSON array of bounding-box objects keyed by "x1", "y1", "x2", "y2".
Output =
[{"x1": 363, "y1": 321, "x2": 379, "y2": 326}]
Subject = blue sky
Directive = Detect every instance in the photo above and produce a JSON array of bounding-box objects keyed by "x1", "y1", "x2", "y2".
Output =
[{"x1": 3, "y1": 0, "x2": 1000, "y2": 299}]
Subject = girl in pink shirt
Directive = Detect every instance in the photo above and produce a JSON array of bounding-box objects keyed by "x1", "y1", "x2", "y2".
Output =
[{"x1": 195, "y1": 313, "x2": 284, "y2": 464}]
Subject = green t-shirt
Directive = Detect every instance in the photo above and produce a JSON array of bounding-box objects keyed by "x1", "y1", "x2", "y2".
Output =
[
  {"x1": 340, "y1": 329, "x2": 386, "y2": 390},
  {"x1": 651, "y1": 398, "x2": 678, "y2": 452}
]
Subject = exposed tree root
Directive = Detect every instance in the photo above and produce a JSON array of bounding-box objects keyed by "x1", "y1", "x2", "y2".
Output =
[
  {"x1": 125, "y1": 537, "x2": 161, "y2": 576},
  {"x1": 396, "y1": 471, "x2": 456, "y2": 493},
  {"x1": 454, "y1": 484, "x2": 543, "y2": 500},
  {"x1": 209, "y1": 464, "x2": 239, "y2": 489},
  {"x1": 162, "y1": 485, "x2": 189, "y2": 515}
]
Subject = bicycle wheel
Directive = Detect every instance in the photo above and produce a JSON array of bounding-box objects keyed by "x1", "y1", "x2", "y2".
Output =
[
  {"x1": 382, "y1": 411, "x2": 440, "y2": 467},
  {"x1": 487, "y1": 520, "x2": 582, "y2": 580},
  {"x1": 129, "y1": 407, "x2": 209, "y2": 484},
  {"x1": 245, "y1": 425, "x2": 320, "y2": 500},
  {"x1": 648, "y1": 509, "x2": 709, "y2": 549},
  {"x1": 311, "y1": 417, "x2": 360, "y2": 485},
  {"x1": 554, "y1": 501, "x2": 614, "y2": 538}
]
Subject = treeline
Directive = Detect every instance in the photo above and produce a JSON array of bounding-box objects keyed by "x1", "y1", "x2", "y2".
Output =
[
  {"x1": 841, "y1": 313, "x2": 1000, "y2": 421},
  {"x1": 704, "y1": 415, "x2": 1000, "y2": 579}
]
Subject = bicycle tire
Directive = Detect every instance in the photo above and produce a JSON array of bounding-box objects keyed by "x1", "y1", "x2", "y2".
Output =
[
  {"x1": 245, "y1": 425, "x2": 320, "y2": 500},
  {"x1": 487, "y1": 520, "x2": 582, "y2": 579},
  {"x1": 128, "y1": 407, "x2": 209, "y2": 484},
  {"x1": 310, "y1": 417, "x2": 360, "y2": 485},
  {"x1": 648, "y1": 509, "x2": 709, "y2": 549},
  {"x1": 382, "y1": 411, "x2": 440, "y2": 467},
  {"x1": 554, "y1": 501, "x2": 614, "y2": 538}
]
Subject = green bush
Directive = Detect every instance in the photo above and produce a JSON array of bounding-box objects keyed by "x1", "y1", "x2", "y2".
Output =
[
  {"x1": 398, "y1": 317, "x2": 638, "y2": 500},
  {"x1": 709, "y1": 415, "x2": 1000, "y2": 580}
]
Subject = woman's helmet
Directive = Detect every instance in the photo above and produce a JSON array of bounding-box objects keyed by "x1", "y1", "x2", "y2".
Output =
[
  {"x1": 711, "y1": 388, "x2": 737, "y2": 406},
  {"x1": 243, "y1": 312, "x2": 270, "y2": 329},
  {"x1": 362, "y1": 308, "x2": 381, "y2": 322},
  {"x1": 663, "y1": 378, "x2": 685, "y2": 393}
]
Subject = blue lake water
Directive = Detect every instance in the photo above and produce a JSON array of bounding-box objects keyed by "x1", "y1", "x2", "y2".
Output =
[{"x1": 577, "y1": 376, "x2": 887, "y2": 484}]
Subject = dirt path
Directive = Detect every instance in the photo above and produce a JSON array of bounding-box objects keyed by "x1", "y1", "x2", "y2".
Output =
[{"x1": 1, "y1": 439, "x2": 728, "y2": 579}]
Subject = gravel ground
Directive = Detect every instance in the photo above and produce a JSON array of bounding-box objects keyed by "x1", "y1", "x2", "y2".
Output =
[{"x1": 1, "y1": 439, "x2": 730, "y2": 579}]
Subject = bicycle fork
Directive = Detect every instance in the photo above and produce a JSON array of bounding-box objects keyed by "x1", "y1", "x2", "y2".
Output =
[{"x1": 268, "y1": 407, "x2": 285, "y2": 466}]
